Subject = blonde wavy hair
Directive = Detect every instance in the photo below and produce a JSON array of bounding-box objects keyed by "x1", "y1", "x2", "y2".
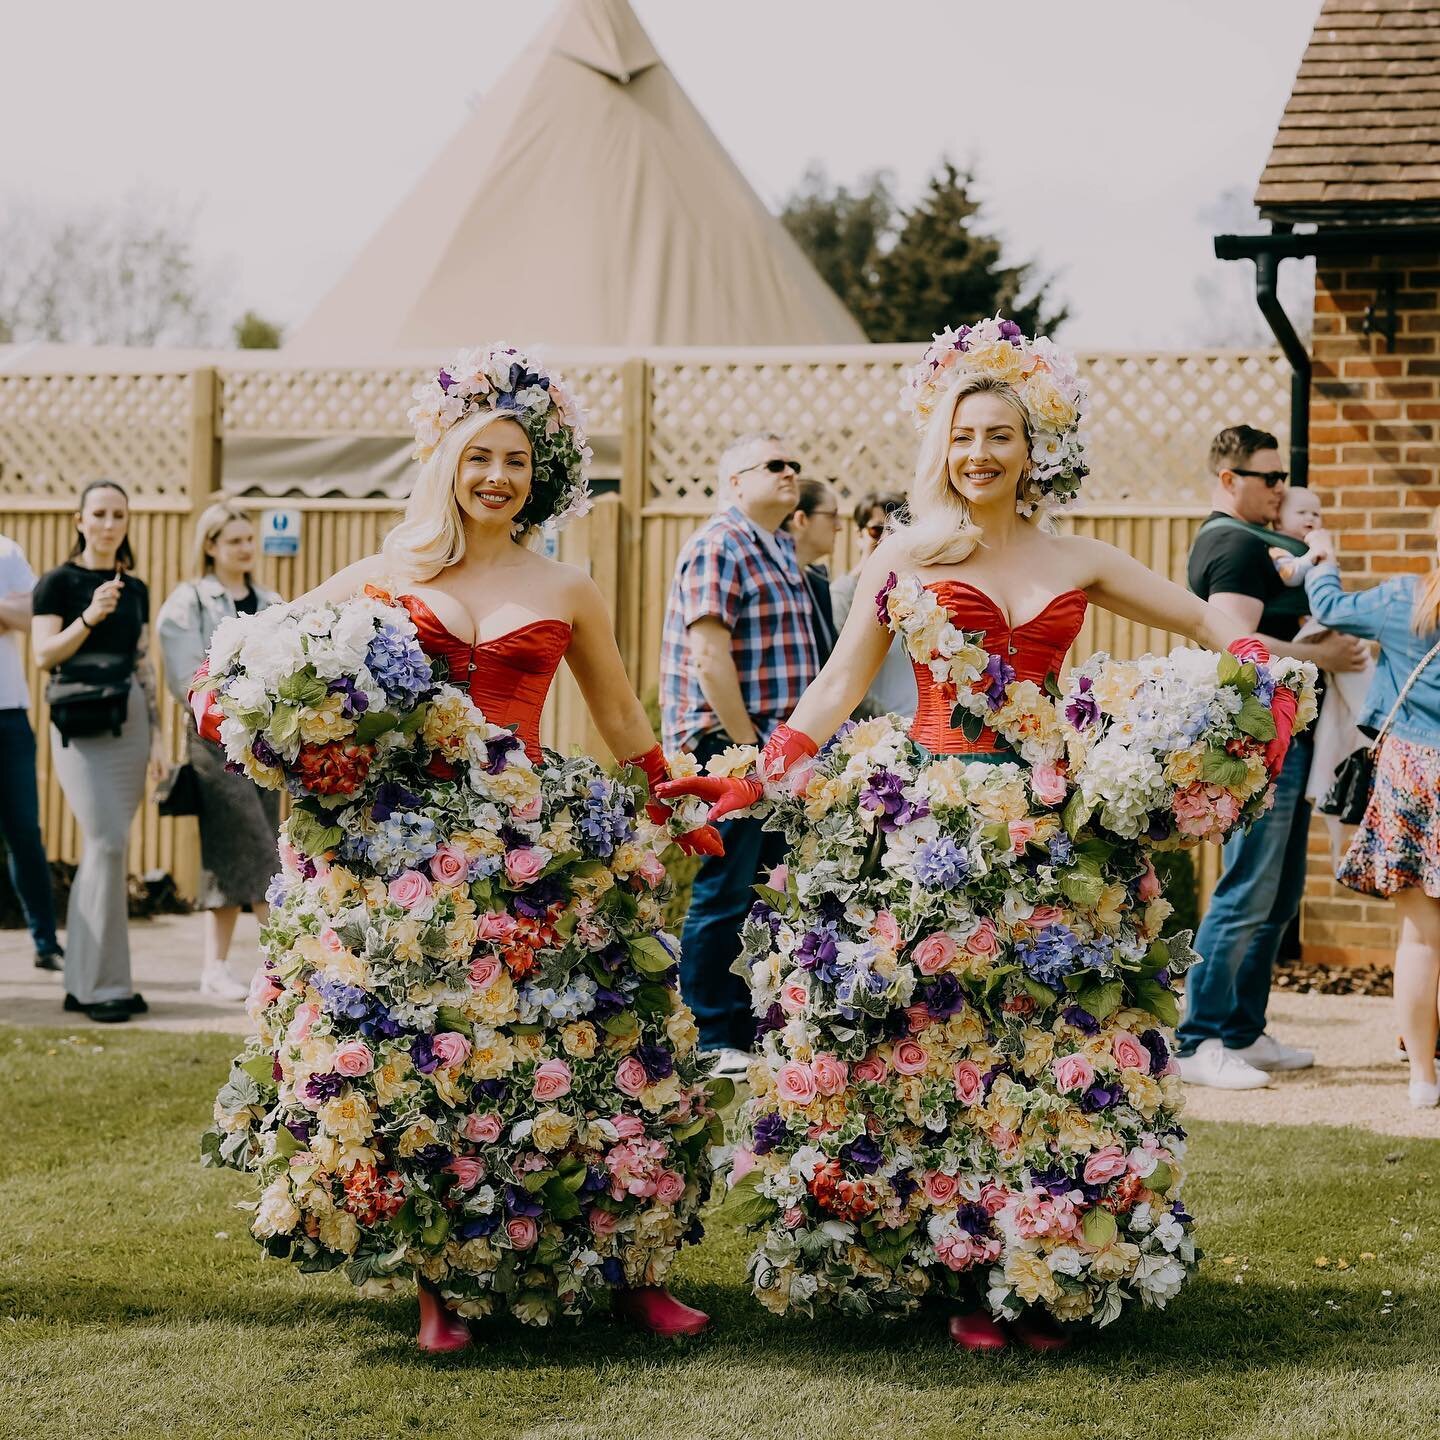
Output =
[
  {"x1": 1413, "y1": 505, "x2": 1440, "y2": 636},
  {"x1": 382, "y1": 408, "x2": 538, "y2": 580},
  {"x1": 891, "y1": 375, "x2": 1036, "y2": 567},
  {"x1": 191, "y1": 499, "x2": 255, "y2": 582}
]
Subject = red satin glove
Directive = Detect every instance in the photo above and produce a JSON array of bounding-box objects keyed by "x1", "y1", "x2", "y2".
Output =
[
  {"x1": 187, "y1": 660, "x2": 225, "y2": 744},
  {"x1": 1227, "y1": 636, "x2": 1271, "y2": 668},
  {"x1": 653, "y1": 725, "x2": 818, "y2": 825},
  {"x1": 625, "y1": 745, "x2": 724, "y2": 857},
  {"x1": 1265, "y1": 684, "x2": 1299, "y2": 779}
]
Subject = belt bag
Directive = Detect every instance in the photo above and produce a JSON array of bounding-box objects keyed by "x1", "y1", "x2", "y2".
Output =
[{"x1": 45, "y1": 653, "x2": 132, "y2": 745}]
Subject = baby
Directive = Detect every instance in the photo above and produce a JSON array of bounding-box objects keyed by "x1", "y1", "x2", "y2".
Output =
[{"x1": 1269, "y1": 488, "x2": 1324, "y2": 585}]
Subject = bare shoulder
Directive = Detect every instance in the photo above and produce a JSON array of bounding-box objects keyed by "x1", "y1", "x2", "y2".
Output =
[
  {"x1": 1039, "y1": 530, "x2": 1119, "y2": 588},
  {"x1": 534, "y1": 556, "x2": 607, "y2": 619}
]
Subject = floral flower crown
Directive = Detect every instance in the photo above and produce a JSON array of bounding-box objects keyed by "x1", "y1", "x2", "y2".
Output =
[
  {"x1": 407, "y1": 343, "x2": 593, "y2": 533},
  {"x1": 899, "y1": 314, "x2": 1089, "y2": 515}
]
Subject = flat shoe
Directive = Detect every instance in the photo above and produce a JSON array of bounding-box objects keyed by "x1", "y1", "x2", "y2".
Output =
[
  {"x1": 1008, "y1": 1313, "x2": 1072, "y2": 1352},
  {"x1": 82, "y1": 1000, "x2": 132, "y2": 1024},
  {"x1": 948, "y1": 1311, "x2": 1008, "y2": 1351}
]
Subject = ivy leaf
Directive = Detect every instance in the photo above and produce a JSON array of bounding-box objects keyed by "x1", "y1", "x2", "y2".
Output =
[
  {"x1": 628, "y1": 936, "x2": 676, "y2": 975},
  {"x1": 1132, "y1": 977, "x2": 1179, "y2": 1027}
]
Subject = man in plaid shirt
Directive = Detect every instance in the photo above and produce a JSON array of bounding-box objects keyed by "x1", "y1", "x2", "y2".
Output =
[{"x1": 661, "y1": 432, "x2": 819, "y2": 1074}]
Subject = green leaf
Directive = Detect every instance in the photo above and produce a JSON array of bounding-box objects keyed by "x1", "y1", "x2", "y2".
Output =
[
  {"x1": 1060, "y1": 868, "x2": 1105, "y2": 910},
  {"x1": 353, "y1": 710, "x2": 399, "y2": 744},
  {"x1": 278, "y1": 666, "x2": 327, "y2": 707},
  {"x1": 1235, "y1": 695, "x2": 1277, "y2": 742},
  {"x1": 287, "y1": 806, "x2": 343, "y2": 857},
  {"x1": 272, "y1": 1125, "x2": 301, "y2": 1159},
  {"x1": 706, "y1": 1076, "x2": 737, "y2": 1110},
  {"x1": 753, "y1": 884, "x2": 788, "y2": 912},
  {"x1": 1062, "y1": 790, "x2": 1093, "y2": 839},
  {"x1": 1075, "y1": 979, "x2": 1124, "y2": 1022},
  {"x1": 269, "y1": 704, "x2": 300, "y2": 750},
  {"x1": 435, "y1": 1005, "x2": 470, "y2": 1033},
  {"x1": 1235, "y1": 662, "x2": 1258, "y2": 696},
  {"x1": 1082, "y1": 1207, "x2": 1118, "y2": 1249},
  {"x1": 521, "y1": 1168, "x2": 557, "y2": 1193},
  {"x1": 1043, "y1": 670, "x2": 1064, "y2": 701},
  {"x1": 1146, "y1": 1160, "x2": 1174, "y2": 1195},
  {"x1": 240, "y1": 1054, "x2": 275, "y2": 1086},
  {"x1": 542, "y1": 1175, "x2": 582, "y2": 1221},
  {"x1": 1020, "y1": 976, "x2": 1057, "y2": 1009},
  {"x1": 957, "y1": 708, "x2": 987, "y2": 742},
  {"x1": 601, "y1": 1009, "x2": 638, "y2": 1039},
  {"x1": 628, "y1": 936, "x2": 676, "y2": 975},
  {"x1": 397, "y1": 703, "x2": 429, "y2": 735},
  {"x1": 1132, "y1": 978, "x2": 1179, "y2": 1027},
  {"x1": 1200, "y1": 748, "x2": 1249, "y2": 787},
  {"x1": 1217, "y1": 651, "x2": 1241, "y2": 686}
]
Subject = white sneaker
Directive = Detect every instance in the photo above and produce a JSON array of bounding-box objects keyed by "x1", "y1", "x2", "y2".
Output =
[
  {"x1": 1227, "y1": 1033, "x2": 1315, "y2": 1072},
  {"x1": 200, "y1": 962, "x2": 249, "y2": 1002},
  {"x1": 1178, "y1": 1038, "x2": 1273, "y2": 1090},
  {"x1": 1408, "y1": 1078, "x2": 1440, "y2": 1109},
  {"x1": 705, "y1": 1047, "x2": 752, "y2": 1078}
]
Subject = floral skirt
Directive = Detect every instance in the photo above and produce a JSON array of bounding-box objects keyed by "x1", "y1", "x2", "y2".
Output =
[
  {"x1": 1338, "y1": 735, "x2": 1440, "y2": 898},
  {"x1": 204, "y1": 751, "x2": 723, "y2": 1325},
  {"x1": 728, "y1": 719, "x2": 1198, "y2": 1329}
]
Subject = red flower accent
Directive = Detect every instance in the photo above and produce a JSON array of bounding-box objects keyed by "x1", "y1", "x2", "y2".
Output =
[
  {"x1": 294, "y1": 740, "x2": 374, "y2": 795},
  {"x1": 809, "y1": 1159, "x2": 878, "y2": 1221},
  {"x1": 342, "y1": 1164, "x2": 406, "y2": 1224}
]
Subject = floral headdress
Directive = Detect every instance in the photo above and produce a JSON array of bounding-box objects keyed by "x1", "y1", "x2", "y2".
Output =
[
  {"x1": 899, "y1": 314, "x2": 1089, "y2": 515},
  {"x1": 406, "y1": 343, "x2": 593, "y2": 533}
]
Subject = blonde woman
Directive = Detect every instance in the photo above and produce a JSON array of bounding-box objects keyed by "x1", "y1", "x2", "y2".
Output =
[
  {"x1": 1304, "y1": 516, "x2": 1440, "y2": 1108},
  {"x1": 157, "y1": 502, "x2": 282, "y2": 999}
]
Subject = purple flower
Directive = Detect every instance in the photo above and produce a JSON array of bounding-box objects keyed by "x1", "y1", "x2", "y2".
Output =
[
  {"x1": 1061, "y1": 1003, "x2": 1101, "y2": 1036},
  {"x1": 303, "y1": 1072, "x2": 346, "y2": 1103},
  {"x1": 503, "y1": 1184, "x2": 543, "y2": 1217},
  {"x1": 752, "y1": 1111, "x2": 788, "y2": 1156},
  {"x1": 841, "y1": 1134, "x2": 884, "y2": 1174},
  {"x1": 410, "y1": 1033, "x2": 438, "y2": 1074},
  {"x1": 921, "y1": 973, "x2": 965, "y2": 1019},
  {"x1": 437, "y1": 368, "x2": 454, "y2": 393},
  {"x1": 1140, "y1": 1027, "x2": 1170, "y2": 1077},
  {"x1": 371, "y1": 781, "x2": 422, "y2": 823},
  {"x1": 1081, "y1": 1082, "x2": 1121, "y2": 1113},
  {"x1": 979, "y1": 652, "x2": 1016, "y2": 711},
  {"x1": 859, "y1": 769, "x2": 929, "y2": 832},
  {"x1": 458, "y1": 1215, "x2": 501, "y2": 1240},
  {"x1": 1065, "y1": 675, "x2": 1099, "y2": 731},
  {"x1": 1047, "y1": 833, "x2": 1074, "y2": 866},
  {"x1": 997, "y1": 319, "x2": 1024, "y2": 344},
  {"x1": 636, "y1": 1043, "x2": 674, "y2": 1081},
  {"x1": 327, "y1": 675, "x2": 369, "y2": 718},
  {"x1": 484, "y1": 732, "x2": 524, "y2": 775},
  {"x1": 313, "y1": 978, "x2": 370, "y2": 1022},
  {"x1": 795, "y1": 923, "x2": 841, "y2": 982},
  {"x1": 252, "y1": 734, "x2": 282, "y2": 770},
  {"x1": 956, "y1": 1201, "x2": 993, "y2": 1237},
  {"x1": 875, "y1": 571, "x2": 899, "y2": 625}
]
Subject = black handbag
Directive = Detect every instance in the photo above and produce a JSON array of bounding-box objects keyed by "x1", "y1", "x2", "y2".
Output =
[
  {"x1": 155, "y1": 759, "x2": 202, "y2": 817},
  {"x1": 45, "y1": 651, "x2": 133, "y2": 745},
  {"x1": 1320, "y1": 635, "x2": 1440, "y2": 824}
]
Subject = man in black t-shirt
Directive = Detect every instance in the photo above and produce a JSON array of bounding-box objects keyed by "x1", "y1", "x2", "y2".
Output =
[{"x1": 1178, "y1": 426, "x2": 1369, "y2": 1090}]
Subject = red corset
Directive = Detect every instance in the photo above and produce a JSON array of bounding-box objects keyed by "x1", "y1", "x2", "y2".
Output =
[
  {"x1": 909, "y1": 581, "x2": 1088, "y2": 756},
  {"x1": 399, "y1": 594, "x2": 571, "y2": 762}
]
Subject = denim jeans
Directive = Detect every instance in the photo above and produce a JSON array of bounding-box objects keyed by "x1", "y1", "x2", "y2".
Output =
[
  {"x1": 678, "y1": 732, "x2": 784, "y2": 1052},
  {"x1": 1177, "y1": 733, "x2": 1313, "y2": 1054},
  {"x1": 0, "y1": 708, "x2": 60, "y2": 956}
]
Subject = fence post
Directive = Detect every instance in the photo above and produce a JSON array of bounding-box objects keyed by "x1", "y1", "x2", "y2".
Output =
[
  {"x1": 188, "y1": 367, "x2": 220, "y2": 508},
  {"x1": 618, "y1": 356, "x2": 649, "y2": 679}
]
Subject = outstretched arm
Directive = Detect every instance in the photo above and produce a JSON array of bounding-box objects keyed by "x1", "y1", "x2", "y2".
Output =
[
  {"x1": 564, "y1": 573, "x2": 662, "y2": 763},
  {"x1": 287, "y1": 555, "x2": 389, "y2": 610}
]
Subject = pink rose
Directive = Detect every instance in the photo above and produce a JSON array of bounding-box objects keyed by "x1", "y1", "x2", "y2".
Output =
[
  {"x1": 779, "y1": 980, "x2": 809, "y2": 1015},
  {"x1": 615, "y1": 1056, "x2": 649, "y2": 1097},
  {"x1": 611, "y1": 1114, "x2": 645, "y2": 1140},
  {"x1": 504, "y1": 847, "x2": 546, "y2": 885},
  {"x1": 783, "y1": 1206, "x2": 806, "y2": 1229},
  {"x1": 513, "y1": 794, "x2": 544, "y2": 823},
  {"x1": 476, "y1": 911, "x2": 517, "y2": 942},
  {"x1": 431, "y1": 1031, "x2": 472, "y2": 1070},
  {"x1": 893, "y1": 1040, "x2": 929, "y2": 1076},
  {"x1": 902, "y1": 1003, "x2": 929, "y2": 1035},
  {"x1": 767, "y1": 862, "x2": 789, "y2": 890},
  {"x1": 1082, "y1": 1146, "x2": 1129, "y2": 1185},
  {"x1": 278, "y1": 838, "x2": 302, "y2": 874},
  {"x1": 1137, "y1": 860, "x2": 1161, "y2": 902},
  {"x1": 333, "y1": 1040, "x2": 374, "y2": 1078},
  {"x1": 638, "y1": 852, "x2": 667, "y2": 887},
  {"x1": 952, "y1": 1060, "x2": 985, "y2": 1105},
  {"x1": 963, "y1": 918, "x2": 999, "y2": 957},
  {"x1": 447, "y1": 1157, "x2": 486, "y2": 1189},
  {"x1": 980, "y1": 1181, "x2": 1011, "y2": 1215},
  {"x1": 912, "y1": 932, "x2": 958, "y2": 976},
  {"x1": 1052, "y1": 1052, "x2": 1095, "y2": 1094},
  {"x1": 1029, "y1": 905, "x2": 1066, "y2": 927},
  {"x1": 811, "y1": 1054, "x2": 849, "y2": 1097},
  {"x1": 387, "y1": 869, "x2": 433, "y2": 912},
  {"x1": 1030, "y1": 761, "x2": 1069, "y2": 807},
  {"x1": 247, "y1": 970, "x2": 282, "y2": 1012},
  {"x1": 469, "y1": 954, "x2": 502, "y2": 990},
  {"x1": 505, "y1": 1216, "x2": 538, "y2": 1250},
  {"x1": 730, "y1": 1145, "x2": 757, "y2": 1183},
  {"x1": 776, "y1": 1061, "x2": 818, "y2": 1105},
  {"x1": 1111, "y1": 1032, "x2": 1150, "y2": 1071},
  {"x1": 318, "y1": 927, "x2": 345, "y2": 956},
  {"x1": 852, "y1": 1053, "x2": 888, "y2": 1085},
  {"x1": 532, "y1": 1058, "x2": 573, "y2": 1101},
  {"x1": 923, "y1": 1170, "x2": 960, "y2": 1206},
  {"x1": 655, "y1": 1170, "x2": 686, "y2": 1206},
  {"x1": 460, "y1": 1112, "x2": 503, "y2": 1144},
  {"x1": 1008, "y1": 818, "x2": 1038, "y2": 853},
  {"x1": 287, "y1": 1001, "x2": 320, "y2": 1044},
  {"x1": 588, "y1": 1207, "x2": 619, "y2": 1237},
  {"x1": 873, "y1": 909, "x2": 901, "y2": 948},
  {"x1": 429, "y1": 843, "x2": 470, "y2": 886}
]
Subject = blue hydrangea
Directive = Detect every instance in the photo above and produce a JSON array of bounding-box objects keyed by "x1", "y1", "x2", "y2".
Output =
[
  {"x1": 367, "y1": 811, "x2": 440, "y2": 877},
  {"x1": 1016, "y1": 924, "x2": 1081, "y2": 986},
  {"x1": 914, "y1": 836, "x2": 970, "y2": 889},
  {"x1": 576, "y1": 778, "x2": 634, "y2": 858},
  {"x1": 523, "y1": 976, "x2": 599, "y2": 1023},
  {"x1": 365, "y1": 626, "x2": 433, "y2": 704}
]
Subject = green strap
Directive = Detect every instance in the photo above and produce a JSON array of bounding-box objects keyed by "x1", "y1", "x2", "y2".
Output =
[{"x1": 1197, "y1": 512, "x2": 1310, "y2": 558}]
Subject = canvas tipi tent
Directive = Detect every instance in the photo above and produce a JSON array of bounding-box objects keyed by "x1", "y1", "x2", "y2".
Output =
[{"x1": 286, "y1": 0, "x2": 865, "y2": 356}]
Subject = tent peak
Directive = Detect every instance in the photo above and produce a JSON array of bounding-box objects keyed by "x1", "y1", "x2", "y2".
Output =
[{"x1": 551, "y1": 0, "x2": 659, "y2": 83}]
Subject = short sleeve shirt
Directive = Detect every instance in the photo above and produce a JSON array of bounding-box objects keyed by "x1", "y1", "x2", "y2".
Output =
[
  {"x1": 0, "y1": 535, "x2": 37, "y2": 709},
  {"x1": 31, "y1": 562, "x2": 149, "y2": 680},
  {"x1": 659, "y1": 507, "x2": 819, "y2": 753},
  {"x1": 1187, "y1": 512, "x2": 1303, "y2": 643}
]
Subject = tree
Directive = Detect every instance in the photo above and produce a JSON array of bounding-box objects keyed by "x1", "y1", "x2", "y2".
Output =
[
  {"x1": 781, "y1": 160, "x2": 1068, "y2": 342},
  {"x1": 1191, "y1": 186, "x2": 1313, "y2": 347},
  {"x1": 0, "y1": 192, "x2": 220, "y2": 347},
  {"x1": 233, "y1": 310, "x2": 283, "y2": 349}
]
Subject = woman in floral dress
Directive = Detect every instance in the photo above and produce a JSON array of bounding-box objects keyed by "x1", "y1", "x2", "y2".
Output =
[
  {"x1": 660, "y1": 319, "x2": 1314, "y2": 1350},
  {"x1": 200, "y1": 346, "x2": 724, "y2": 1350}
]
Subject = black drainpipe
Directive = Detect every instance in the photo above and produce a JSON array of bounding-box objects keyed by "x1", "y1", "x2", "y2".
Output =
[{"x1": 1252, "y1": 222, "x2": 1311, "y2": 489}]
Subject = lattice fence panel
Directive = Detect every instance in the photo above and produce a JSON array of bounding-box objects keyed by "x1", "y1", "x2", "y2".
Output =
[
  {"x1": 0, "y1": 372, "x2": 192, "y2": 502},
  {"x1": 647, "y1": 350, "x2": 1290, "y2": 511}
]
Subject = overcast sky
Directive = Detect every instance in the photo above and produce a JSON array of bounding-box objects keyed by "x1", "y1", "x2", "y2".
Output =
[{"x1": 0, "y1": 0, "x2": 1322, "y2": 348}]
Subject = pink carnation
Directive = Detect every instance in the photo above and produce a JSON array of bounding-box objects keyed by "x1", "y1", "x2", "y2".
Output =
[
  {"x1": 1030, "y1": 761, "x2": 1069, "y2": 806},
  {"x1": 873, "y1": 909, "x2": 901, "y2": 948},
  {"x1": 588, "y1": 1207, "x2": 619, "y2": 1237},
  {"x1": 1137, "y1": 860, "x2": 1161, "y2": 902},
  {"x1": 611, "y1": 1113, "x2": 645, "y2": 1140},
  {"x1": 934, "y1": 1230, "x2": 1002, "y2": 1272},
  {"x1": 637, "y1": 852, "x2": 667, "y2": 887},
  {"x1": 476, "y1": 911, "x2": 517, "y2": 942},
  {"x1": 730, "y1": 1145, "x2": 757, "y2": 1183}
]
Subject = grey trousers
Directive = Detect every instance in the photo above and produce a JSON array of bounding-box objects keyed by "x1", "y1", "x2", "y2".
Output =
[{"x1": 50, "y1": 681, "x2": 149, "y2": 1004}]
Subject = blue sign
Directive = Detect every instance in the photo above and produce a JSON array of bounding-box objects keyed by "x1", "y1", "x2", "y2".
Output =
[{"x1": 260, "y1": 508, "x2": 301, "y2": 557}]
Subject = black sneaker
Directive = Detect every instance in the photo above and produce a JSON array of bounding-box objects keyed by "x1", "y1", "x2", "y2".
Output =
[{"x1": 34, "y1": 950, "x2": 63, "y2": 972}]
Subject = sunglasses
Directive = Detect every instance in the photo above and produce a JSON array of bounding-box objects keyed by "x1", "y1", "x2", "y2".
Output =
[
  {"x1": 862, "y1": 523, "x2": 887, "y2": 540},
  {"x1": 739, "y1": 458, "x2": 802, "y2": 477},
  {"x1": 1232, "y1": 468, "x2": 1289, "y2": 488}
]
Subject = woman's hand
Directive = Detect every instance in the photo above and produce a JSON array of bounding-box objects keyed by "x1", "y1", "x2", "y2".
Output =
[
  {"x1": 654, "y1": 773, "x2": 764, "y2": 825},
  {"x1": 84, "y1": 574, "x2": 124, "y2": 628},
  {"x1": 148, "y1": 733, "x2": 169, "y2": 786}
]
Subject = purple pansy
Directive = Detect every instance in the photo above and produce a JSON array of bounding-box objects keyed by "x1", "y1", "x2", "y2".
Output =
[{"x1": 1065, "y1": 675, "x2": 1099, "y2": 731}]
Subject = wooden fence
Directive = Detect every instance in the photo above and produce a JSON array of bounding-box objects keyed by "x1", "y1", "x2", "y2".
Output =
[{"x1": 1, "y1": 348, "x2": 1290, "y2": 901}]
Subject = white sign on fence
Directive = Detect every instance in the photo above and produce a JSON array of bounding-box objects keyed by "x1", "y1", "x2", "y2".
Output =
[{"x1": 260, "y1": 508, "x2": 301, "y2": 557}]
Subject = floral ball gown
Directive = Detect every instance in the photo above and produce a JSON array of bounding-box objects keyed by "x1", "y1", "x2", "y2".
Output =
[
  {"x1": 202, "y1": 586, "x2": 726, "y2": 1326},
  {"x1": 724, "y1": 573, "x2": 1315, "y2": 1328}
]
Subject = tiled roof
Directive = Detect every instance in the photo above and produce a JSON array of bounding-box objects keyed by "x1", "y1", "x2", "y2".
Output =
[{"x1": 1256, "y1": 0, "x2": 1440, "y2": 220}]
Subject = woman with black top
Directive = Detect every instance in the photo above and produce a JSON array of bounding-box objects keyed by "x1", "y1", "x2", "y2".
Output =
[
  {"x1": 31, "y1": 480, "x2": 165, "y2": 1023},
  {"x1": 156, "y1": 501, "x2": 282, "y2": 1002}
]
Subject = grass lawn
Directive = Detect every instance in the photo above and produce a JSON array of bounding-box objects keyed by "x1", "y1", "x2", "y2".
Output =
[{"x1": 2, "y1": 1026, "x2": 1438, "y2": 1440}]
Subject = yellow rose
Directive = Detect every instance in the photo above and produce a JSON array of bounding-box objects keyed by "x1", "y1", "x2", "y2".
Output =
[
  {"x1": 316, "y1": 1206, "x2": 361, "y2": 1255},
  {"x1": 562, "y1": 1021, "x2": 600, "y2": 1059},
  {"x1": 1164, "y1": 745, "x2": 1206, "y2": 788},
  {"x1": 1121, "y1": 1070, "x2": 1163, "y2": 1116},
  {"x1": 397, "y1": 1116, "x2": 442, "y2": 1157},
  {"x1": 532, "y1": 1107, "x2": 576, "y2": 1152},
  {"x1": 372, "y1": 1058, "x2": 417, "y2": 1104},
  {"x1": 1089, "y1": 1240, "x2": 1141, "y2": 1281},
  {"x1": 298, "y1": 693, "x2": 352, "y2": 745},
  {"x1": 968, "y1": 340, "x2": 1029, "y2": 386},
  {"x1": 467, "y1": 1031, "x2": 517, "y2": 1079},
  {"x1": 1005, "y1": 1249, "x2": 1061, "y2": 1303},
  {"x1": 1024, "y1": 374, "x2": 1078, "y2": 431},
  {"x1": 919, "y1": 758, "x2": 971, "y2": 808},
  {"x1": 664, "y1": 1008, "x2": 699, "y2": 1055},
  {"x1": 318, "y1": 1093, "x2": 373, "y2": 1144}
]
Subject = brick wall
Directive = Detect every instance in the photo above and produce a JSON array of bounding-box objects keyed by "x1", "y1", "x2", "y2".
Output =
[{"x1": 1302, "y1": 245, "x2": 1440, "y2": 966}]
